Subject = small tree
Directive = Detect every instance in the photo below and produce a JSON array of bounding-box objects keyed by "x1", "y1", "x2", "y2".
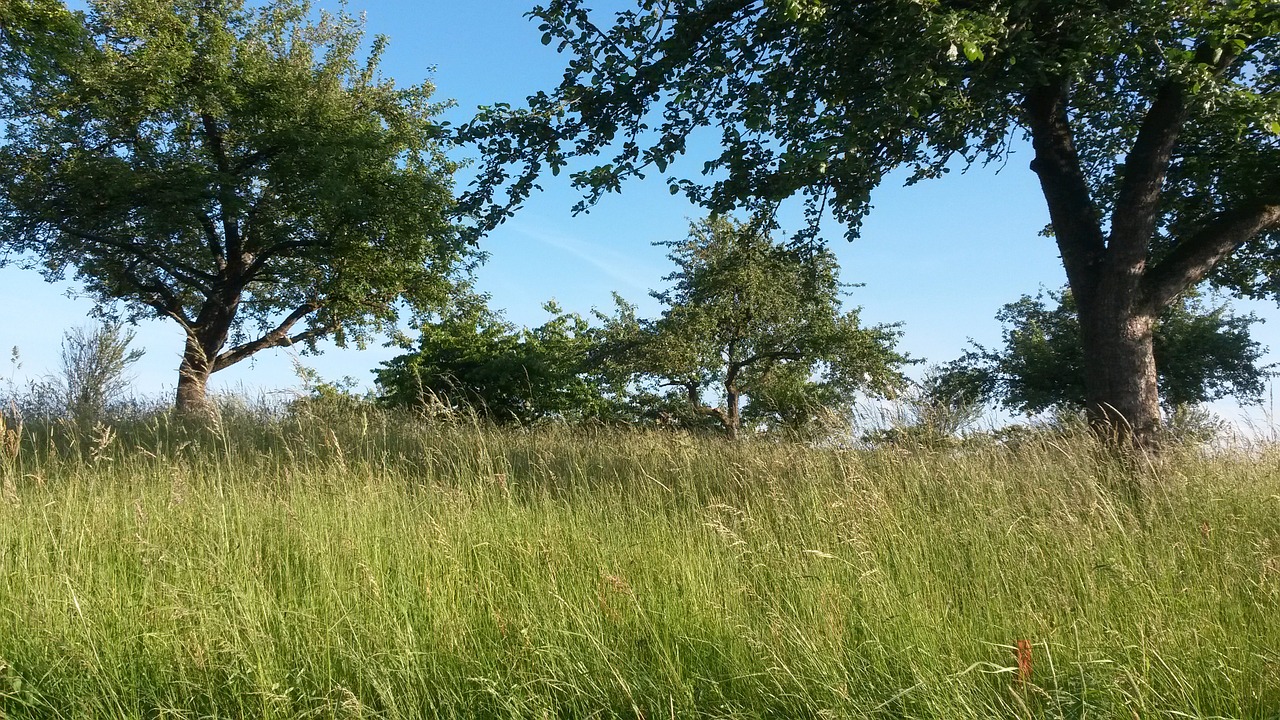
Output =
[
  {"x1": 936, "y1": 289, "x2": 1271, "y2": 417},
  {"x1": 600, "y1": 216, "x2": 908, "y2": 439},
  {"x1": 860, "y1": 367, "x2": 988, "y2": 450},
  {"x1": 51, "y1": 323, "x2": 145, "y2": 423},
  {"x1": 376, "y1": 297, "x2": 620, "y2": 425},
  {"x1": 1, "y1": 0, "x2": 464, "y2": 415}
]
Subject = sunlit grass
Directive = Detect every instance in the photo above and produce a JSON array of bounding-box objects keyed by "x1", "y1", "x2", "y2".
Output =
[{"x1": 1, "y1": 405, "x2": 1277, "y2": 718}]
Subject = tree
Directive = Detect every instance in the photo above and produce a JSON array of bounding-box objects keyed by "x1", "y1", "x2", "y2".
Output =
[
  {"x1": 0, "y1": 0, "x2": 464, "y2": 414},
  {"x1": 376, "y1": 297, "x2": 620, "y2": 424},
  {"x1": 48, "y1": 322, "x2": 145, "y2": 423},
  {"x1": 935, "y1": 289, "x2": 1271, "y2": 417},
  {"x1": 598, "y1": 216, "x2": 907, "y2": 439},
  {"x1": 461, "y1": 0, "x2": 1280, "y2": 442}
]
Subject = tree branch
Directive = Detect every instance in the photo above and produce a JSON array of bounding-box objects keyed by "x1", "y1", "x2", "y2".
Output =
[
  {"x1": 118, "y1": 262, "x2": 192, "y2": 325},
  {"x1": 1023, "y1": 82, "x2": 1107, "y2": 293},
  {"x1": 62, "y1": 227, "x2": 216, "y2": 291},
  {"x1": 731, "y1": 349, "x2": 804, "y2": 374},
  {"x1": 244, "y1": 231, "x2": 333, "y2": 278},
  {"x1": 1109, "y1": 43, "x2": 1240, "y2": 262},
  {"x1": 200, "y1": 112, "x2": 244, "y2": 263},
  {"x1": 1107, "y1": 87, "x2": 1188, "y2": 261},
  {"x1": 233, "y1": 146, "x2": 282, "y2": 175},
  {"x1": 667, "y1": 378, "x2": 730, "y2": 429},
  {"x1": 1141, "y1": 202, "x2": 1280, "y2": 313},
  {"x1": 212, "y1": 301, "x2": 323, "y2": 372},
  {"x1": 197, "y1": 210, "x2": 226, "y2": 270}
]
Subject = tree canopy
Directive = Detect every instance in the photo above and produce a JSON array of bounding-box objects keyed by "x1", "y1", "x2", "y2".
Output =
[
  {"x1": 467, "y1": 0, "x2": 1278, "y2": 246},
  {"x1": 936, "y1": 289, "x2": 1271, "y2": 415},
  {"x1": 376, "y1": 297, "x2": 621, "y2": 425},
  {"x1": 598, "y1": 215, "x2": 908, "y2": 439},
  {"x1": 0, "y1": 0, "x2": 465, "y2": 413},
  {"x1": 0, "y1": 0, "x2": 83, "y2": 109},
  {"x1": 461, "y1": 0, "x2": 1280, "y2": 442}
]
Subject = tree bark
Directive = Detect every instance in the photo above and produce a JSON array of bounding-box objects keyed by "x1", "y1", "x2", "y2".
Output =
[
  {"x1": 1024, "y1": 81, "x2": 1165, "y2": 445},
  {"x1": 169, "y1": 286, "x2": 322, "y2": 415},
  {"x1": 1076, "y1": 290, "x2": 1161, "y2": 441},
  {"x1": 175, "y1": 346, "x2": 214, "y2": 417},
  {"x1": 1017, "y1": 42, "x2": 1275, "y2": 447},
  {"x1": 725, "y1": 385, "x2": 741, "y2": 440},
  {"x1": 173, "y1": 301, "x2": 235, "y2": 417}
]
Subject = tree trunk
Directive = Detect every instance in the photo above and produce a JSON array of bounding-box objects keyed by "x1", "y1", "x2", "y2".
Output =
[
  {"x1": 173, "y1": 301, "x2": 235, "y2": 417},
  {"x1": 175, "y1": 349, "x2": 213, "y2": 417},
  {"x1": 1021, "y1": 52, "x2": 1279, "y2": 446},
  {"x1": 725, "y1": 386, "x2": 741, "y2": 440},
  {"x1": 1024, "y1": 82, "x2": 1167, "y2": 445},
  {"x1": 175, "y1": 333, "x2": 219, "y2": 417},
  {"x1": 1076, "y1": 293, "x2": 1161, "y2": 443}
]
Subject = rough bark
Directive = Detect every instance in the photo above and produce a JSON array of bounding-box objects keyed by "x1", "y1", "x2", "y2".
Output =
[
  {"x1": 1016, "y1": 45, "x2": 1268, "y2": 447},
  {"x1": 175, "y1": 336, "x2": 217, "y2": 416},
  {"x1": 1076, "y1": 292, "x2": 1161, "y2": 440},
  {"x1": 170, "y1": 290, "x2": 323, "y2": 415},
  {"x1": 1023, "y1": 83, "x2": 1139, "y2": 438},
  {"x1": 725, "y1": 385, "x2": 741, "y2": 440},
  {"x1": 173, "y1": 301, "x2": 235, "y2": 416},
  {"x1": 1024, "y1": 81, "x2": 1166, "y2": 444}
]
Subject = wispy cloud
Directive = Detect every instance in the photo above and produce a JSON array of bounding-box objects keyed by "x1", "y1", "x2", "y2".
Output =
[{"x1": 506, "y1": 222, "x2": 658, "y2": 294}]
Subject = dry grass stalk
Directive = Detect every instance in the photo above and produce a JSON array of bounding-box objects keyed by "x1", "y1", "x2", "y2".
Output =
[
  {"x1": 1015, "y1": 639, "x2": 1033, "y2": 687},
  {"x1": 1, "y1": 411, "x2": 20, "y2": 465}
]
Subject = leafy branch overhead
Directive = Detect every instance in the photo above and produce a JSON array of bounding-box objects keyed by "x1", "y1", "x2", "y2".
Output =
[{"x1": 464, "y1": 0, "x2": 1278, "y2": 243}]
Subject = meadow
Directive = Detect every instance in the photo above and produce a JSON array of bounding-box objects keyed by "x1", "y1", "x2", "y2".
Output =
[{"x1": 0, "y1": 405, "x2": 1278, "y2": 719}]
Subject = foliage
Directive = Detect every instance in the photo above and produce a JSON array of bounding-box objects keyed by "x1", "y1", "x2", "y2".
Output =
[
  {"x1": 0, "y1": 0, "x2": 464, "y2": 410},
  {"x1": 598, "y1": 216, "x2": 908, "y2": 438},
  {"x1": 0, "y1": 0, "x2": 84, "y2": 111},
  {"x1": 376, "y1": 297, "x2": 621, "y2": 425},
  {"x1": 937, "y1": 289, "x2": 1271, "y2": 415},
  {"x1": 44, "y1": 322, "x2": 145, "y2": 423},
  {"x1": 464, "y1": 1, "x2": 1278, "y2": 247},
  {"x1": 861, "y1": 367, "x2": 989, "y2": 450},
  {"x1": 0, "y1": 325, "x2": 144, "y2": 425}
]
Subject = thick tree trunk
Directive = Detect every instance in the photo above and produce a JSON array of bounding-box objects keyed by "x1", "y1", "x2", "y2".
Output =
[
  {"x1": 173, "y1": 302, "x2": 235, "y2": 417},
  {"x1": 1021, "y1": 47, "x2": 1276, "y2": 446},
  {"x1": 725, "y1": 387, "x2": 741, "y2": 440},
  {"x1": 1024, "y1": 82, "x2": 1167, "y2": 445},
  {"x1": 1076, "y1": 293, "x2": 1161, "y2": 442},
  {"x1": 175, "y1": 347, "x2": 214, "y2": 417}
]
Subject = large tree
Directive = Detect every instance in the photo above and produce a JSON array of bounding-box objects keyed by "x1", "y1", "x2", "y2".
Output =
[
  {"x1": 598, "y1": 216, "x2": 907, "y2": 439},
  {"x1": 936, "y1": 289, "x2": 1271, "y2": 416},
  {"x1": 462, "y1": 0, "x2": 1280, "y2": 442},
  {"x1": 0, "y1": 0, "x2": 464, "y2": 414}
]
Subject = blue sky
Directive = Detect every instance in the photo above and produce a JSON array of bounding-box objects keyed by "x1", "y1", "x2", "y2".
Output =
[{"x1": 2, "y1": 1, "x2": 1277, "y2": 421}]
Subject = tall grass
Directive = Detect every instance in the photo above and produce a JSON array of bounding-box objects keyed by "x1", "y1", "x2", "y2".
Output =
[{"x1": 1, "y1": 404, "x2": 1277, "y2": 718}]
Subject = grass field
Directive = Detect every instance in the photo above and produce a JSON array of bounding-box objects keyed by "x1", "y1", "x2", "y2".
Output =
[{"x1": 1, "y1": 407, "x2": 1278, "y2": 719}]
